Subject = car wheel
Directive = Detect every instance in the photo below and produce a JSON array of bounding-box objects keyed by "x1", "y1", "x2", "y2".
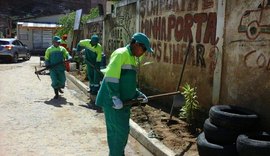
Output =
[
  {"x1": 23, "y1": 52, "x2": 31, "y2": 61},
  {"x1": 13, "y1": 53, "x2": 18, "y2": 63}
]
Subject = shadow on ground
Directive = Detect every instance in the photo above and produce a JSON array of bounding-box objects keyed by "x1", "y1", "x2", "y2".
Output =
[
  {"x1": 79, "y1": 102, "x2": 103, "y2": 113},
  {"x1": 44, "y1": 96, "x2": 74, "y2": 107}
]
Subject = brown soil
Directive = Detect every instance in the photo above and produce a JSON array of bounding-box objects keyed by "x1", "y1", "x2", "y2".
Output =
[
  {"x1": 130, "y1": 105, "x2": 201, "y2": 155},
  {"x1": 69, "y1": 71, "x2": 204, "y2": 156}
]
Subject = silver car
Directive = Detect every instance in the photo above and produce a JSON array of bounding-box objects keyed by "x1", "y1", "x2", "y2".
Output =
[{"x1": 0, "y1": 38, "x2": 31, "y2": 63}]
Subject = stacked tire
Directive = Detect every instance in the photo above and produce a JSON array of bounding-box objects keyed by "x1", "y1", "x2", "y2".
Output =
[
  {"x1": 237, "y1": 132, "x2": 270, "y2": 156},
  {"x1": 197, "y1": 105, "x2": 259, "y2": 156}
]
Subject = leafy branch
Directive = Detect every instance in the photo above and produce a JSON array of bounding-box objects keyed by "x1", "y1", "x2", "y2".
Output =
[
  {"x1": 179, "y1": 83, "x2": 200, "y2": 124},
  {"x1": 56, "y1": 7, "x2": 99, "y2": 36}
]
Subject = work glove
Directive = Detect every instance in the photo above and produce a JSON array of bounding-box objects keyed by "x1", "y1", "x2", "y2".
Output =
[
  {"x1": 137, "y1": 92, "x2": 148, "y2": 104},
  {"x1": 112, "y1": 96, "x2": 123, "y2": 109}
]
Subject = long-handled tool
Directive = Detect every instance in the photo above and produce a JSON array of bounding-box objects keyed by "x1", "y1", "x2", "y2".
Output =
[
  {"x1": 34, "y1": 60, "x2": 70, "y2": 80},
  {"x1": 84, "y1": 58, "x2": 104, "y2": 77},
  {"x1": 167, "y1": 39, "x2": 192, "y2": 124},
  {"x1": 124, "y1": 91, "x2": 182, "y2": 106},
  {"x1": 125, "y1": 91, "x2": 184, "y2": 138}
]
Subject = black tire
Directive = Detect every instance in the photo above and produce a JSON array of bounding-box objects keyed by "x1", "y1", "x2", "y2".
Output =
[
  {"x1": 204, "y1": 118, "x2": 239, "y2": 144},
  {"x1": 197, "y1": 132, "x2": 237, "y2": 156},
  {"x1": 12, "y1": 53, "x2": 18, "y2": 63},
  {"x1": 23, "y1": 52, "x2": 31, "y2": 61},
  {"x1": 209, "y1": 105, "x2": 259, "y2": 131},
  {"x1": 237, "y1": 132, "x2": 270, "y2": 156}
]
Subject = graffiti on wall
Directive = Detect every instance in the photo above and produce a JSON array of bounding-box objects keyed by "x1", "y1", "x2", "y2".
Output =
[
  {"x1": 238, "y1": 0, "x2": 270, "y2": 40},
  {"x1": 141, "y1": 12, "x2": 218, "y2": 44},
  {"x1": 209, "y1": 46, "x2": 219, "y2": 74},
  {"x1": 140, "y1": 0, "x2": 219, "y2": 73},
  {"x1": 88, "y1": 22, "x2": 103, "y2": 42},
  {"x1": 237, "y1": 0, "x2": 270, "y2": 71},
  {"x1": 244, "y1": 50, "x2": 270, "y2": 70},
  {"x1": 107, "y1": 5, "x2": 136, "y2": 53}
]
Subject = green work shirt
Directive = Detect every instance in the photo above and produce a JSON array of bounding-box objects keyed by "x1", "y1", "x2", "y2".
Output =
[
  {"x1": 44, "y1": 45, "x2": 70, "y2": 70},
  {"x1": 77, "y1": 39, "x2": 102, "y2": 63},
  {"x1": 96, "y1": 45, "x2": 141, "y2": 107}
]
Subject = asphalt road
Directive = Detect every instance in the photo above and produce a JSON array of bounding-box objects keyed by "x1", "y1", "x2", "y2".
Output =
[{"x1": 0, "y1": 56, "x2": 153, "y2": 156}]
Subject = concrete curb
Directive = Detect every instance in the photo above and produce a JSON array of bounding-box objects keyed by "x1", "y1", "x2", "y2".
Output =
[
  {"x1": 66, "y1": 72, "x2": 89, "y2": 95},
  {"x1": 66, "y1": 72, "x2": 177, "y2": 156}
]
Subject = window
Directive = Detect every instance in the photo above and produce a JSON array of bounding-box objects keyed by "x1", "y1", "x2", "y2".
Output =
[
  {"x1": 12, "y1": 40, "x2": 20, "y2": 46},
  {"x1": 17, "y1": 40, "x2": 24, "y2": 46},
  {"x1": 0, "y1": 41, "x2": 9, "y2": 45}
]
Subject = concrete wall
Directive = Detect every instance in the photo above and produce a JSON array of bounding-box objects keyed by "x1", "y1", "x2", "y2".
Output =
[
  {"x1": 104, "y1": 0, "x2": 138, "y2": 56},
  {"x1": 221, "y1": 0, "x2": 270, "y2": 129},
  {"x1": 17, "y1": 25, "x2": 32, "y2": 49},
  {"x1": 138, "y1": 0, "x2": 222, "y2": 108},
  {"x1": 17, "y1": 24, "x2": 58, "y2": 53},
  {"x1": 101, "y1": 0, "x2": 220, "y2": 107},
  {"x1": 85, "y1": 16, "x2": 104, "y2": 45},
  {"x1": 17, "y1": 14, "x2": 64, "y2": 54},
  {"x1": 87, "y1": 0, "x2": 270, "y2": 130}
]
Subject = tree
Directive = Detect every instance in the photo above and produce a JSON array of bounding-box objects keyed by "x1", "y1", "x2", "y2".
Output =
[{"x1": 56, "y1": 7, "x2": 99, "y2": 36}]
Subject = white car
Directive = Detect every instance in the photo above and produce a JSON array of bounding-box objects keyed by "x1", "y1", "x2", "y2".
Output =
[{"x1": 0, "y1": 38, "x2": 31, "y2": 63}]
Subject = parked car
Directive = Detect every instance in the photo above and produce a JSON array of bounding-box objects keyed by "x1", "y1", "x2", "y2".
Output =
[{"x1": 0, "y1": 38, "x2": 31, "y2": 63}]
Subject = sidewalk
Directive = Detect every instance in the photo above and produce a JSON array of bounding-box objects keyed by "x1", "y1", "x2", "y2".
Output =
[{"x1": 66, "y1": 73, "x2": 177, "y2": 156}]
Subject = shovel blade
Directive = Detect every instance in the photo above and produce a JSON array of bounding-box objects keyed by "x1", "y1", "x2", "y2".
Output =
[{"x1": 172, "y1": 93, "x2": 185, "y2": 108}]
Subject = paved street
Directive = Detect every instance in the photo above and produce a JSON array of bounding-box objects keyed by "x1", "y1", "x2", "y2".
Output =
[{"x1": 0, "y1": 56, "x2": 153, "y2": 156}]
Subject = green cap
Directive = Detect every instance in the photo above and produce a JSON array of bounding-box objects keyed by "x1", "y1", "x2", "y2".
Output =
[
  {"x1": 91, "y1": 34, "x2": 99, "y2": 43},
  {"x1": 132, "y1": 32, "x2": 153, "y2": 53},
  {"x1": 53, "y1": 36, "x2": 61, "y2": 43}
]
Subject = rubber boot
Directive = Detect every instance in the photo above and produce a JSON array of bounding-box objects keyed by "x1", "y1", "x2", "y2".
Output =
[
  {"x1": 54, "y1": 89, "x2": 59, "y2": 99},
  {"x1": 58, "y1": 88, "x2": 64, "y2": 94}
]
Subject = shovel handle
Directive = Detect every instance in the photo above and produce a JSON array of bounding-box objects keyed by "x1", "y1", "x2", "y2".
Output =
[
  {"x1": 124, "y1": 91, "x2": 181, "y2": 106},
  {"x1": 34, "y1": 60, "x2": 70, "y2": 74},
  {"x1": 147, "y1": 91, "x2": 181, "y2": 99}
]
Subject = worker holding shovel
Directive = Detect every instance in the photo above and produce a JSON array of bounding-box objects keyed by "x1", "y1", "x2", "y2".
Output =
[
  {"x1": 44, "y1": 36, "x2": 72, "y2": 99},
  {"x1": 76, "y1": 34, "x2": 103, "y2": 105},
  {"x1": 95, "y1": 32, "x2": 153, "y2": 156}
]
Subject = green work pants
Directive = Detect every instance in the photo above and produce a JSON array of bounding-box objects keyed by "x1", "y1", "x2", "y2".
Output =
[
  {"x1": 103, "y1": 104, "x2": 131, "y2": 156},
  {"x1": 87, "y1": 62, "x2": 101, "y2": 94},
  {"x1": 50, "y1": 69, "x2": 66, "y2": 89}
]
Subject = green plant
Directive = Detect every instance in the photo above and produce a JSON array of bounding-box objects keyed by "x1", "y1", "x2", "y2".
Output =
[
  {"x1": 56, "y1": 7, "x2": 100, "y2": 36},
  {"x1": 179, "y1": 83, "x2": 200, "y2": 124}
]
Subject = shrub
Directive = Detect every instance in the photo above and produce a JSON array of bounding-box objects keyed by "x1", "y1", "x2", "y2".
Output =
[{"x1": 179, "y1": 83, "x2": 200, "y2": 124}]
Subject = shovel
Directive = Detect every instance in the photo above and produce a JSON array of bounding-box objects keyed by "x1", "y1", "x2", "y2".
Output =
[
  {"x1": 84, "y1": 58, "x2": 104, "y2": 77},
  {"x1": 124, "y1": 91, "x2": 184, "y2": 106},
  {"x1": 125, "y1": 91, "x2": 184, "y2": 139},
  {"x1": 167, "y1": 39, "x2": 192, "y2": 125}
]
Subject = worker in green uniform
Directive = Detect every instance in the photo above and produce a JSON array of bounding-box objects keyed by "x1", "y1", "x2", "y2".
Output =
[
  {"x1": 76, "y1": 35, "x2": 103, "y2": 104},
  {"x1": 95, "y1": 32, "x2": 153, "y2": 156},
  {"x1": 45, "y1": 36, "x2": 72, "y2": 99}
]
